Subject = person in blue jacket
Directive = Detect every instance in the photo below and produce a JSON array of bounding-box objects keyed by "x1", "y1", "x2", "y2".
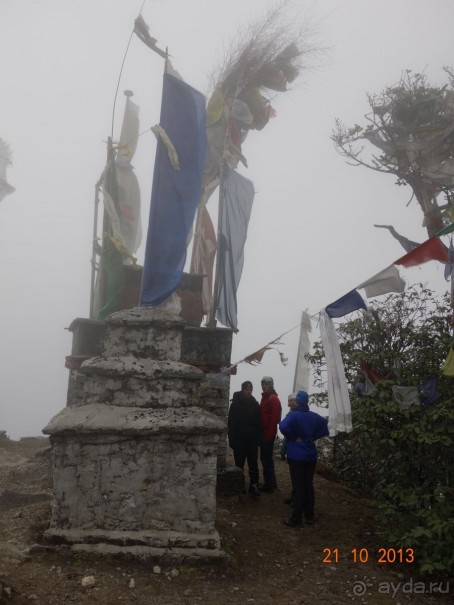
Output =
[
  {"x1": 279, "y1": 390, "x2": 329, "y2": 527},
  {"x1": 280, "y1": 393, "x2": 297, "y2": 460}
]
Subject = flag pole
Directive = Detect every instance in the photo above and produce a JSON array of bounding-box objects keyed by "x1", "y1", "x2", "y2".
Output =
[
  {"x1": 89, "y1": 144, "x2": 110, "y2": 319},
  {"x1": 91, "y1": 13, "x2": 135, "y2": 318},
  {"x1": 89, "y1": 181, "x2": 101, "y2": 319}
]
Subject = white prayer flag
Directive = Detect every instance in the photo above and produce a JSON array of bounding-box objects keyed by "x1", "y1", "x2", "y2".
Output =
[{"x1": 357, "y1": 264, "x2": 405, "y2": 298}]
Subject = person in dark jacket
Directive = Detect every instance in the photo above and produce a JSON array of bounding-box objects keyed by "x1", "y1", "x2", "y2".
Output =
[
  {"x1": 258, "y1": 376, "x2": 282, "y2": 493},
  {"x1": 279, "y1": 390, "x2": 329, "y2": 527},
  {"x1": 228, "y1": 381, "x2": 263, "y2": 497}
]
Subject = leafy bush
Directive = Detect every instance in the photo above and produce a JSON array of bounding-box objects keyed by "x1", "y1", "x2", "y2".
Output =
[{"x1": 307, "y1": 285, "x2": 454, "y2": 577}]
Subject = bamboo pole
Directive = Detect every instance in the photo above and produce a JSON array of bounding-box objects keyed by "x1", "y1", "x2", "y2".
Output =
[{"x1": 89, "y1": 185, "x2": 100, "y2": 319}]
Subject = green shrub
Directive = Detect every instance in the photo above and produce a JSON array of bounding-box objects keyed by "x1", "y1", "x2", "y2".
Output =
[{"x1": 308, "y1": 285, "x2": 454, "y2": 577}]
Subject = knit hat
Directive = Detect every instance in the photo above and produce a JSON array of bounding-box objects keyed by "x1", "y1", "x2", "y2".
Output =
[
  {"x1": 261, "y1": 376, "x2": 274, "y2": 388},
  {"x1": 296, "y1": 390, "x2": 309, "y2": 405},
  {"x1": 241, "y1": 380, "x2": 253, "y2": 390},
  {"x1": 288, "y1": 393, "x2": 297, "y2": 402}
]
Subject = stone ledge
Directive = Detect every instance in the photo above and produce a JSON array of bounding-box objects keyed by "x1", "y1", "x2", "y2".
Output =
[
  {"x1": 106, "y1": 308, "x2": 186, "y2": 329},
  {"x1": 43, "y1": 404, "x2": 226, "y2": 436},
  {"x1": 44, "y1": 527, "x2": 221, "y2": 549},
  {"x1": 65, "y1": 355, "x2": 91, "y2": 371},
  {"x1": 79, "y1": 356, "x2": 204, "y2": 381},
  {"x1": 43, "y1": 529, "x2": 227, "y2": 565}
]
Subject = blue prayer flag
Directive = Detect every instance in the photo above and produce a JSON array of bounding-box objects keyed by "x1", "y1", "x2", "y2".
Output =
[
  {"x1": 140, "y1": 71, "x2": 207, "y2": 307},
  {"x1": 216, "y1": 166, "x2": 255, "y2": 331},
  {"x1": 326, "y1": 289, "x2": 367, "y2": 318}
]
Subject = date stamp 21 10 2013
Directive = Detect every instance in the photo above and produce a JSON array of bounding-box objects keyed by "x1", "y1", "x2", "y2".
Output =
[{"x1": 323, "y1": 547, "x2": 415, "y2": 565}]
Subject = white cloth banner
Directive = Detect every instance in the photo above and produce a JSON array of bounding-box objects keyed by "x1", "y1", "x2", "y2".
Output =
[
  {"x1": 102, "y1": 186, "x2": 127, "y2": 249},
  {"x1": 293, "y1": 310, "x2": 312, "y2": 392},
  {"x1": 319, "y1": 309, "x2": 353, "y2": 437},
  {"x1": 116, "y1": 96, "x2": 142, "y2": 255}
]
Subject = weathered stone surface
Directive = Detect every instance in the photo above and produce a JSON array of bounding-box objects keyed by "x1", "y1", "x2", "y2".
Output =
[
  {"x1": 181, "y1": 325, "x2": 233, "y2": 370},
  {"x1": 48, "y1": 308, "x2": 229, "y2": 562},
  {"x1": 44, "y1": 427, "x2": 222, "y2": 542},
  {"x1": 199, "y1": 373, "x2": 230, "y2": 468},
  {"x1": 105, "y1": 307, "x2": 186, "y2": 329},
  {"x1": 43, "y1": 404, "x2": 225, "y2": 436},
  {"x1": 65, "y1": 315, "x2": 233, "y2": 466},
  {"x1": 80, "y1": 357, "x2": 203, "y2": 381},
  {"x1": 103, "y1": 308, "x2": 185, "y2": 361},
  {"x1": 78, "y1": 357, "x2": 205, "y2": 408}
]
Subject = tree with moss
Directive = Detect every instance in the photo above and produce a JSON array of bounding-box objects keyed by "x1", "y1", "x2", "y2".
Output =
[{"x1": 332, "y1": 69, "x2": 454, "y2": 240}]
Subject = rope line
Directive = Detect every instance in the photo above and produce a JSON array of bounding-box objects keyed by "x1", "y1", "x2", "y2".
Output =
[{"x1": 110, "y1": 0, "x2": 147, "y2": 139}]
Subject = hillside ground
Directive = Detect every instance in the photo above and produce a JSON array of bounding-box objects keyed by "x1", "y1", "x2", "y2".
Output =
[{"x1": 0, "y1": 435, "x2": 451, "y2": 604}]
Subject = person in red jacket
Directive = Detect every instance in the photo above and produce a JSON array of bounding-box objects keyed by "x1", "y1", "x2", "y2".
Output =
[{"x1": 258, "y1": 376, "x2": 282, "y2": 493}]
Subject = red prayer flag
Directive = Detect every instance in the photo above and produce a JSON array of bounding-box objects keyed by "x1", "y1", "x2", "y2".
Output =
[
  {"x1": 360, "y1": 362, "x2": 389, "y2": 384},
  {"x1": 394, "y1": 237, "x2": 448, "y2": 268}
]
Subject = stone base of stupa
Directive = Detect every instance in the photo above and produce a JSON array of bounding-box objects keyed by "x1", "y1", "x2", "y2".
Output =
[{"x1": 43, "y1": 308, "x2": 227, "y2": 564}]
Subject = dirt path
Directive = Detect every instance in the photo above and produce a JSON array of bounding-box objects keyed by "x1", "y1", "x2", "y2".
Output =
[{"x1": 0, "y1": 438, "x2": 451, "y2": 604}]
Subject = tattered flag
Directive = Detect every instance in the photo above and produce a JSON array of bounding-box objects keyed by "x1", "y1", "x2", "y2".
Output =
[
  {"x1": 374, "y1": 224, "x2": 419, "y2": 253},
  {"x1": 245, "y1": 346, "x2": 271, "y2": 365},
  {"x1": 357, "y1": 264, "x2": 406, "y2": 298},
  {"x1": 326, "y1": 289, "x2": 367, "y2": 318},
  {"x1": 134, "y1": 15, "x2": 167, "y2": 59}
]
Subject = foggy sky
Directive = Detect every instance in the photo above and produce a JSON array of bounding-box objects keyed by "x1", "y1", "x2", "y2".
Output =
[{"x1": 1, "y1": 0, "x2": 453, "y2": 438}]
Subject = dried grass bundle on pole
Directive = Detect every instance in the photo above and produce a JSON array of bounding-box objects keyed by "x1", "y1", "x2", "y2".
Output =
[
  {"x1": 210, "y1": 1, "x2": 321, "y2": 100},
  {"x1": 192, "y1": 2, "x2": 324, "y2": 326},
  {"x1": 202, "y1": 1, "x2": 323, "y2": 195}
]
